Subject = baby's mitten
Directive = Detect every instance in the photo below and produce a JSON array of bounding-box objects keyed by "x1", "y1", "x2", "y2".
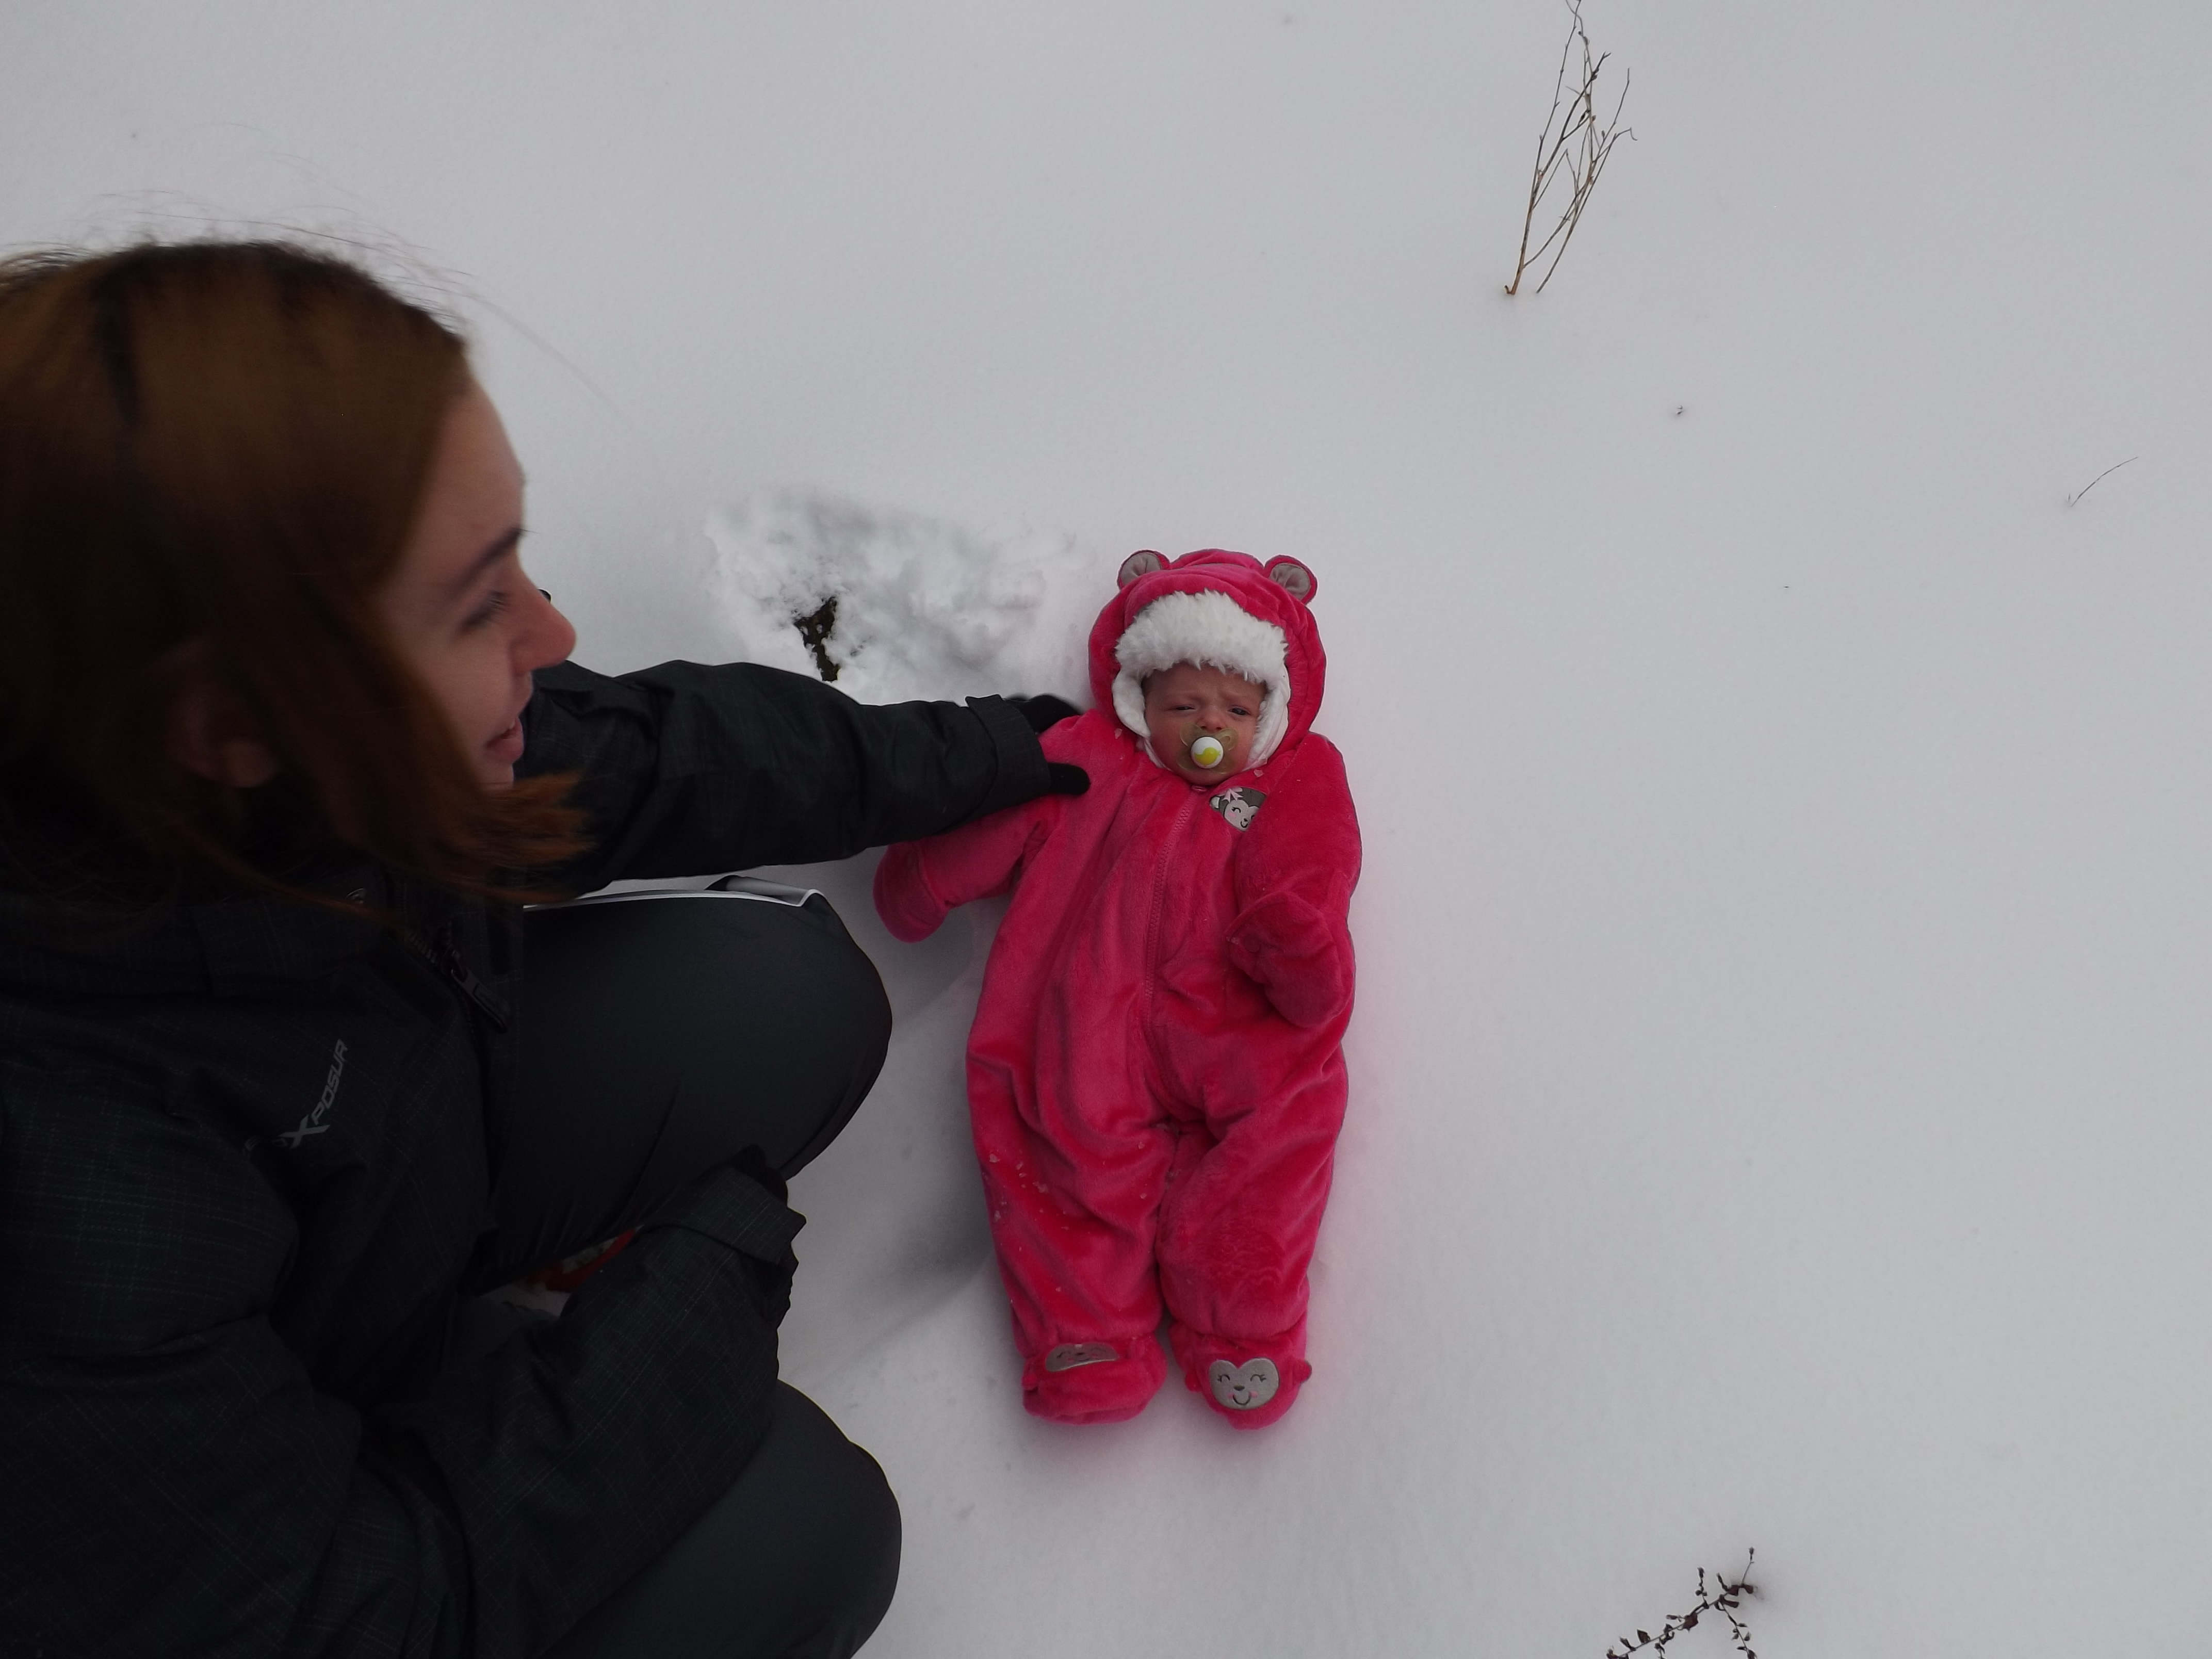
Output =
[
  {"x1": 1169, "y1": 1321, "x2": 1312, "y2": 1431},
  {"x1": 872, "y1": 842, "x2": 951, "y2": 942},
  {"x1": 1225, "y1": 890, "x2": 1351, "y2": 1028}
]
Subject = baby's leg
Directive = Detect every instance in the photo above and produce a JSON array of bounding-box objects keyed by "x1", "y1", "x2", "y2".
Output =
[
  {"x1": 1154, "y1": 1046, "x2": 1349, "y2": 1429},
  {"x1": 968, "y1": 1024, "x2": 1175, "y2": 1424}
]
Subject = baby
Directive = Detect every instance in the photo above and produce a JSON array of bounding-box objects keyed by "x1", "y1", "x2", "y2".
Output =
[{"x1": 874, "y1": 548, "x2": 1360, "y2": 1428}]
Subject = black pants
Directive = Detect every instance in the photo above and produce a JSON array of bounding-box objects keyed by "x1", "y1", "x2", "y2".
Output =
[{"x1": 480, "y1": 883, "x2": 900, "y2": 1659}]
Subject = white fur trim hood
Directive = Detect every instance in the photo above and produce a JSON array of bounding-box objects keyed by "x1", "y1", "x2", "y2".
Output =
[{"x1": 1110, "y1": 589, "x2": 1293, "y2": 769}]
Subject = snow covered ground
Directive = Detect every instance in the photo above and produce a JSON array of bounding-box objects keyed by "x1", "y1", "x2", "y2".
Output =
[{"x1": 10, "y1": 1, "x2": 2212, "y2": 1650}]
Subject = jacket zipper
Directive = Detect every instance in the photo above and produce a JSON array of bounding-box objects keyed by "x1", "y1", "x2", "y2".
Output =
[{"x1": 410, "y1": 922, "x2": 512, "y2": 1031}]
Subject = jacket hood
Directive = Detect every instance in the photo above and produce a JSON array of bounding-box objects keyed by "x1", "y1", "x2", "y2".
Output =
[{"x1": 1087, "y1": 549, "x2": 1326, "y2": 770}]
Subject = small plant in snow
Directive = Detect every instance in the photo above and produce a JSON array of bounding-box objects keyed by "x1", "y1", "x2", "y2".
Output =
[
  {"x1": 2063, "y1": 456, "x2": 2136, "y2": 507},
  {"x1": 1602, "y1": 1550, "x2": 1758, "y2": 1659},
  {"x1": 1506, "y1": 0, "x2": 1633, "y2": 296}
]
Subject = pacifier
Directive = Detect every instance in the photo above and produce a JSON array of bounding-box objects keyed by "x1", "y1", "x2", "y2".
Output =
[{"x1": 1188, "y1": 732, "x2": 1229, "y2": 770}]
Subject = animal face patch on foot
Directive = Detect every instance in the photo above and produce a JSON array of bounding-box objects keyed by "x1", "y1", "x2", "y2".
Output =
[{"x1": 1207, "y1": 1357, "x2": 1281, "y2": 1410}]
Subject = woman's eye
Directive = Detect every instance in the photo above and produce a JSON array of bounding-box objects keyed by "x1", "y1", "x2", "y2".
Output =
[{"x1": 462, "y1": 589, "x2": 510, "y2": 631}]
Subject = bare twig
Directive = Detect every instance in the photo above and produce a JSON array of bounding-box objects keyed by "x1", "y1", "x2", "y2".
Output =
[
  {"x1": 1506, "y1": 0, "x2": 1633, "y2": 296},
  {"x1": 2064, "y1": 456, "x2": 2137, "y2": 507},
  {"x1": 1602, "y1": 1551, "x2": 1759, "y2": 1659}
]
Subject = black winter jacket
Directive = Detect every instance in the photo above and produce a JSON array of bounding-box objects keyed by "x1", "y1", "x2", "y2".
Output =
[{"x1": 0, "y1": 659, "x2": 1049, "y2": 1658}]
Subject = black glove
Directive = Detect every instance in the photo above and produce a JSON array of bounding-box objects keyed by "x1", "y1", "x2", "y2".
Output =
[
  {"x1": 1008, "y1": 695, "x2": 1088, "y2": 794},
  {"x1": 1011, "y1": 694, "x2": 1081, "y2": 734},
  {"x1": 731, "y1": 1143, "x2": 788, "y2": 1205},
  {"x1": 726, "y1": 1145, "x2": 795, "y2": 1323}
]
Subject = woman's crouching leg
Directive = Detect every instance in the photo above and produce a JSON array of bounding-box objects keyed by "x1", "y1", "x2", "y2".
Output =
[
  {"x1": 546, "y1": 1384, "x2": 901, "y2": 1659},
  {"x1": 478, "y1": 890, "x2": 894, "y2": 1291}
]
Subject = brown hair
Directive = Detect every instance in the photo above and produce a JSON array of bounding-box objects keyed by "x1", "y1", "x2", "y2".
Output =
[{"x1": 0, "y1": 240, "x2": 584, "y2": 902}]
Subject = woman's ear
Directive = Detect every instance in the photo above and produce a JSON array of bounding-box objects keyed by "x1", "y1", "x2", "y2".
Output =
[
  {"x1": 1264, "y1": 558, "x2": 1318, "y2": 604},
  {"x1": 1117, "y1": 549, "x2": 1165, "y2": 589},
  {"x1": 174, "y1": 680, "x2": 280, "y2": 788}
]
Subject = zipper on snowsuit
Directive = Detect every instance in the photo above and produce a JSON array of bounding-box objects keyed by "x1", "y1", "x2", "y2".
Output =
[{"x1": 1140, "y1": 788, "x2": 1200, "y2": 1041}]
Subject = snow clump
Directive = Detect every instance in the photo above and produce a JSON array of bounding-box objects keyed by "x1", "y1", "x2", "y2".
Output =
[{"x1": 705, "y1": 490, "x2": 1098, "y2": 706}]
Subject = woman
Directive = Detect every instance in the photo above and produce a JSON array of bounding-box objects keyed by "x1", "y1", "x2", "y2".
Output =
[{"x1": 0, "y1": 241, "x2": 1082, "y2": 1657}]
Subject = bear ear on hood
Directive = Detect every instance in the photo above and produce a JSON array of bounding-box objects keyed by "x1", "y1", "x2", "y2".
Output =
[
  {"x1": 1264, "y1": 557, "x2": 1318, "y2": 604},
  {"x1": 1117, "y1": 549, "x2": 1166, "y2": 589}
]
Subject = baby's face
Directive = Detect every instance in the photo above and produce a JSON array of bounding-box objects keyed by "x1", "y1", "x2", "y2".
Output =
[{"x1": 1143, "y1": 662, "x2": 1264, "y2": 785}]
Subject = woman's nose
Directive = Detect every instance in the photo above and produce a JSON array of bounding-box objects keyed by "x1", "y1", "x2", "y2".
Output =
[{"x1": 517, "y1": 578, "x2": 578, "y2": 670}]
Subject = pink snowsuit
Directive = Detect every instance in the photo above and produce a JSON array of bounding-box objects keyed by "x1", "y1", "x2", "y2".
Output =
[{"x1": 873, "y1": 549, "x2": 1360, "y2": 1427}]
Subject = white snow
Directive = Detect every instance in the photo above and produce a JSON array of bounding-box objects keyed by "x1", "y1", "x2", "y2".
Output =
[
  {"x1": 10, "y1": 1, "x2": 2212, "y2": 1652},
  {"x1": 704, "y1": 491, "x2": 1094, "y2": 703}
]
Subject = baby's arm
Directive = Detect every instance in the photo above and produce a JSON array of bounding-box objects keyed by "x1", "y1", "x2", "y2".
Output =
[
  {"x1": 1225, "y1": 736, "x2": 1362, "y2": 1028},
  {"x1": 873, "y1": 795, "x2": 1060, "y2": 941}
]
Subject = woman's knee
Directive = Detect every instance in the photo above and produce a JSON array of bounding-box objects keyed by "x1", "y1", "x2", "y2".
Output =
[
  {"x1": 524, "y1": 889, "x2": 891, "y2": 1161},
  {"x1": 754, "y1": 900, "x2": 891, "y2": 1173},
  {"x1": 791, "y1": 899, "x2": 892, "y2": 1087}
]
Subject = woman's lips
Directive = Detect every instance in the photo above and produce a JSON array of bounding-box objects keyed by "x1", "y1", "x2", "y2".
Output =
[{"x1": 486, "y1": 718, "x2": 525, "y2": 764}]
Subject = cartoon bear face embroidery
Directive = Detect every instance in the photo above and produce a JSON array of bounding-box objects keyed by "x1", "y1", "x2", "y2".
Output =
[
  {"x1": 1209, "y1": 787, "x2": 1266, "y2": 831},
  {"x1": 1207, "y1": 1357, "x2": 1281, "y2": 1410}
]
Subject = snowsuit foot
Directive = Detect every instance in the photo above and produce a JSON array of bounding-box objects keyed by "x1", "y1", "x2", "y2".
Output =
[
  {"x1": 1170, "y1": 1321, "x2": 1310, "y2": 1430},
  {"x1": 1022, "y1": 1336, "x2": 1167, "y2": 1424}
]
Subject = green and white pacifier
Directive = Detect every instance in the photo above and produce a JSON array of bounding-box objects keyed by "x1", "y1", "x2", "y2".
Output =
[{"x1": 1189, "y1": 733, "x2": 1227, "y2": 769}]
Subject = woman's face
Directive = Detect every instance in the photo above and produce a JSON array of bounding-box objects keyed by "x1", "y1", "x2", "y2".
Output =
[{"x1": 377, "y1": 380, "x2": 576, "y2": 788}]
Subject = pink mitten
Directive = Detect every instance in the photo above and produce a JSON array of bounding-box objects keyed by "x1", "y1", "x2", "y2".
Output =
[
  {"x1": 872, "y1": 842, "x2": 951, "y2": 943},
  {"x1": 1225, "y1": 889, "x2": 1351, "y2": 1028}
]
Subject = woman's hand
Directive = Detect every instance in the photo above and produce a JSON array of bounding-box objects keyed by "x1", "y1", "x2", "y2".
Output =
[
  {"x1": 1010, "y1": 694, "x2": 1079, "y2": 732},
  {"x1": 1010, "y1": 695, "x2": 1091, "y2": 794}
]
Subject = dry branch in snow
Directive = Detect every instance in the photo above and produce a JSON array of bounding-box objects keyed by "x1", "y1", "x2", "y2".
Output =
[
  {"x1": 2064, "y1": 456, "x2": 2137, "y2": 507},
  {"x1": 1506, "y1": 0, "x2": 1632, "y2": 296},
  {"x1": 1602, "y1": 1551, "x2": 1759, "y2": 1659}
]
